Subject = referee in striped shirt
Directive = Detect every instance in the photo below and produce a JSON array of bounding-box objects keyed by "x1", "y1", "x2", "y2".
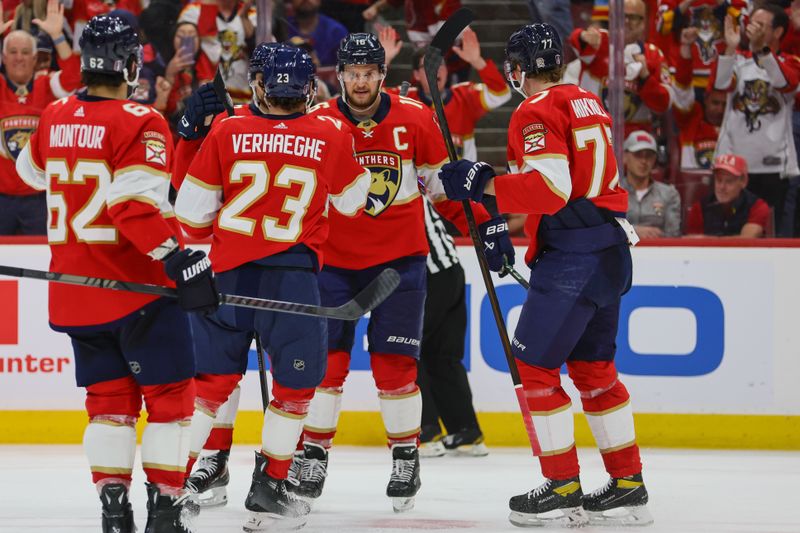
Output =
[{"x1": 418, "y1": 197, "x2": 488, "y2": 457}]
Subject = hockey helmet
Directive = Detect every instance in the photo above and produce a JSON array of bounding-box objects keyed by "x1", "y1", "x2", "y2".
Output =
[
  {"x1": 79, "y1": 15, "x2": 142, "y2": 83},
  {"x1": 504, "y1": 23, "x2": 563, "y2": 91},
  {"x1": 261, "y1": 45, "x2": 317, "y2": 104},
  {"x1": 336, "y1": 33, "x2": 385, "y2": 73},
  {"x1": 249, "y1": 42, "x2": 282, "y2": 81}
]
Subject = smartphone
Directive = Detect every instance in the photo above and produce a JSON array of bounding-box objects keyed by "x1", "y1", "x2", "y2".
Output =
[{"x1": 179, "y1": 35, "x2": 195, "y2": 63}]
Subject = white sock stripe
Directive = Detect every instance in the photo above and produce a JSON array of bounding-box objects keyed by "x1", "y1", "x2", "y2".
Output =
[
  {"x1": 262, "y1": 407, "x2": 305, "y2": 459},
  {"x1": 141, "y1": 422, "x2": 191, "y2": 473},
  {"x1": 531, "y1": 405, "x2": 575, "y2": 453},
  {"x1": 379, "y1": 389, "x2": 421, "y2": 437},
  {"x1": 585, "y1": 401, "x2": 637, "y2": 451},
  {"x1": 305, "y1": 389, "x2": 343, "y2": 432},
  {"x1": 215, "y1": 387, "x2": 241, "y2": 426},
  {"x1": 84, "y1": 422, "x2": 136, "y2": 472}
]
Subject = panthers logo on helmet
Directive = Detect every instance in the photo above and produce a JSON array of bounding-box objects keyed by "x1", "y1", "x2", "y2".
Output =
[
  {"x1": 732, "y1": 79, "x2": 781, "y2": 133},
  {"x1": 356, "y1": 150, "x2": 401, "y2": 217},
  {"x1": 1, "y1": 116, "x2": 37, "y2": 160}
]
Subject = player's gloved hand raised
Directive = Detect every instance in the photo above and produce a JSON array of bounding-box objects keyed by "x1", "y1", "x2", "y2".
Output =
[
  {"x1": 438, "y1": 159, "x2": 495, "y2": 203},
  {"x1": 479, "y1": 216, "x2": 515, "y2": 275},
  {"x1": 164, "y1": 249, "x2": 220, "y2": 315},
  {"x1": 177, "y1": 83, "x2": 225, "y2": 140}
]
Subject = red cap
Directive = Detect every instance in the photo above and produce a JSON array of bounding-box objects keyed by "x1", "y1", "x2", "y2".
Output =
[{"x1": 713, "y1": 154, "x2": 748, "y2": 177}]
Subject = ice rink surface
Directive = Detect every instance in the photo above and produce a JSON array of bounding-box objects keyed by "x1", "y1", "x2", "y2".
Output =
[{"x1": 0, "y1": 445, "x2": 798, "y2": 533}]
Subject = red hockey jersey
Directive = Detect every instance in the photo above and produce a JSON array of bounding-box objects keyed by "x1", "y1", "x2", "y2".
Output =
[
  {"x1": 309, "y1": 93, "x2": 490, "y2": 270},
  {"x1": 0, "y1": 54, "x2": 81, "y2": 196},
  {"x1": 385, "y1": 59, "x2": 511, "y2": 161},
  {"x1": 16, "y1": 94, "x2": 180, "y2": 327},
  {"x1": 495, "y1": 84, "x2": 628, "y2": 265},
  {"x1": 175, "y1": 111, "x2": 371, "y2": 273}
]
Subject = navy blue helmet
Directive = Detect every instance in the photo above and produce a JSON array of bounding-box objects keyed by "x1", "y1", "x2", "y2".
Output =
[
  {"x1": 79, "y1": 15, "x2": 141, "y2": 76},
  {"x1": 336, "y1": 33, "x2": 385, "y2": 72},
  {"x1": 249, "y1": 42, "x2": 282, "y2": 81},
  {"x1": 262, "y1": 45, "x2": 316, "y2": 101},
  {"x1": 504, "y1": 23, "x2": 563, "y2": 83}
]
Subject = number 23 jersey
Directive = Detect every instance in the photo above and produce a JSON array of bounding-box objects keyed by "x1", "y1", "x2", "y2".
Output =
[{"x1": 495, "y1": 84, "x2": 628, "y2": 264}]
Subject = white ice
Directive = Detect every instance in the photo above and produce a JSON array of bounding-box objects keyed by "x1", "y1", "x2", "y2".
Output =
[{"x1": 0, "y1": 445, "x2": 797, "y2": 533}]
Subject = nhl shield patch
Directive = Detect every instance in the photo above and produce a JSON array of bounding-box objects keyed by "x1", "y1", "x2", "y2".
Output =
[
  {"x1": 1, "y1": 115, "x2": 38, "y2": 160},
  {"x1": 522, "y1": 123, "x2": 548, "y2": 153},
  {"x1": 356, "y1": 151, "x2": 402, "y2": 217}
]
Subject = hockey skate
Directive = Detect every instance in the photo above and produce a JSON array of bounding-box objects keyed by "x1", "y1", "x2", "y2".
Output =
[
  {"x1": 184, "y1": 450, "x2": 230, "y2": 508},
  {"x1": 442, "y1": 428, "x2": 489, "y2": 457},
  {"x1": 99, "y1": 482, "x2": 135, "y2": 533},
  {"x1": 144, "y1": 483, "x2": 198, "y2": 533},
  {"x1": 293, "y1": 443, "x2": 328, "y2": 500},
  {"x1": 582, "y1": 473, "x2": 653, "y2": 526},
  {"x1": 418, "y1": 426, "x2": 446, "y2": 458},
  {"x1": 243, "y1": 452, "x2": 311, "y2": 532},
  {"x1": 386, "y1": 444, "x2": 421, "y2": 513},
  {"x1": 508, "y1": 477, "x2": 588, "y2": 528}
]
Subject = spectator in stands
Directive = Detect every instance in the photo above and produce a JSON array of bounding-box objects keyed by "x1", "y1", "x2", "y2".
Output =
[
  {"x1": 0, "y1": 0, "x2": 80, "y2": 235},
  {"x1": 686, "y1": 153, "x2": 770, "y2": 237},
  {"x1": 622, "y1": 130, "x2": 682, "y2": 238},
  {"x1": 179, "y1": 0, "x2": 255, "y2": 103},
  {"x1": 286, "y1": 0, "x2": 348, "y2": 68},
  {"x1": 138, "y1": 0, "x2": 182, "y2": 64},
  {"x1": 712, "y1": 6, "x2": 800, "y2": 237},
  {"x1": 569, "y1": 0, "x2": 677, "y2": 135},
  {"x1": 164, "y1": 21, "x2": 216, "y2": 133},
  {"x1": 364, "y1": 0, "x2": 461, "y2": 47},
  {"x1": 673, "y1": 26, "x2": 724, "y2": 170},
  {"x1": 381, "y1": 26, "x2": 511, "y2": 161},
  {"x1": 321, "y1": 0, "x2": 371, "y2": 33},
  {"x1": 527, "y1": 0, "x2": 572, "y2": 48}
]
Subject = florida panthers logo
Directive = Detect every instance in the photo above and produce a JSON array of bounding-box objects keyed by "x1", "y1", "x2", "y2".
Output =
[
  {"x1": 218, "y1": 29, "x2": 246, "y2": 79},
  {"x1": 356, "y1": 151, "x2": 402, "y2": 217},
  {"x1": 732, "y1": 79, "x2": 780, "y2": 133},
  {"x1": 1, "y1": 115, "x2": 37, "y2": 160},
  {"x1": 691, "y1": 6, "x2": 722, "y2": 65}
]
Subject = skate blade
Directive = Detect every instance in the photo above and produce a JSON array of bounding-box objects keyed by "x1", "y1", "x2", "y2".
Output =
[
  {"x1": 508, "y1": 506, "x2": 588, "y2": 528},
  {"x1": 391, "y1": 496, "x2": 416, "y2": 513},
  {"x1": 587, "y1": 504, "x2": 654, "y2": 527},
  {"x1": 243, "y1": 511, "x2": 308, "y2": 532},
  {"x1": 192, "y1": 486, "x2": 228, "y2": 508},
  {"x1": 448, "y1": 442, "x2": 489, "y2": 457},
  {"x1": 419, "y1": 441, "x2": 446, "y2": 458}
]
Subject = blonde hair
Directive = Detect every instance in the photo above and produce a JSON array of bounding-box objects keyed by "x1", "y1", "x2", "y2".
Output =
[{"x1": 13, "y1": 0, "x2": 47, "y2": 34}]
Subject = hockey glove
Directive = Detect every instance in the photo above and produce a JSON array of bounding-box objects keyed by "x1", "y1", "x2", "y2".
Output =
[
  {"x1": 164, "y1": 249, "x2": 220, "y2": 315},
  {"x1": 438, "y1": 159, "x2": 495, "y2": 203},
  {"x1": 479, "y1": 216, "x2": 515, "y2": 275},
  {"x1": 177, "y1": 83, "x2": 225, "y2": 140}
]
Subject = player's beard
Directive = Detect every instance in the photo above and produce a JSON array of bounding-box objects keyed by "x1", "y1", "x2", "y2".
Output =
[{"x1": 345, "y1": 81, "x2": 381, "y2": 113}]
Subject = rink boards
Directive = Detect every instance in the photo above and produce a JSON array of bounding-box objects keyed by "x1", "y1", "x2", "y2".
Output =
[{"x1": 0, "y1": 241, "x2": 798, "y2": 449}]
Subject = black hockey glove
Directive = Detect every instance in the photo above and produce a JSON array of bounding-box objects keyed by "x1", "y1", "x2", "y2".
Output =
[
  {"x1": 177, "y1": 83, "x2": 225, "y2": 140},
  {"x1": 479, "y1": 216, "x2": 515, "y2": 275},
  {"x1": 164, "y1": 249, "x2": 220, "y2": 315}
]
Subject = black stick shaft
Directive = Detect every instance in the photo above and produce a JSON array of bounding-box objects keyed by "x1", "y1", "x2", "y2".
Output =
[{"x1": 255, "y1": 334, "x2": 270, "y2": 412}]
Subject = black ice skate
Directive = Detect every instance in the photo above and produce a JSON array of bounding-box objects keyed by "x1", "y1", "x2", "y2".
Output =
[
  {"x1": 441, "y1": 428, "x2": 489, "y2": 457},
  {"x1": 287, "y1": 449, "x2": 304, "y2": 486},
  {"x1": 243, "y1": 452, "x2": 311, "y2": 532},
  {"x1": 144, "y1": 483, "x2": 198, "y2": 533},
  {"x1": 184, "y1": 449, "x2": 230, "y2": 508},
  {"x1": 508, "y1": 477, "x2": 588, "y2": 528},
  {"x1": 386, "y1": 444, "x2": 421, "y2": 513},
  {"x1": 99, "y1": 482, "x2": 135, "y2": 533},
  {"x1": 582, "y1": 473, "x2": 653, "y2": 526},
  {"x1": 294, "y1": 443, "x2": 328, "y2": 500}
]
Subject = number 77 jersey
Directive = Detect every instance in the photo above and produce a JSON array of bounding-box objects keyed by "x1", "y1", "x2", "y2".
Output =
[{"x1": 495, "y1": 84, "x2": 629, "y2": 265}]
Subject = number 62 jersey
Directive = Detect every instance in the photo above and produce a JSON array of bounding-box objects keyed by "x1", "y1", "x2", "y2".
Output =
[
  {"x1": 15, "y1": 94, "x2": 180, "y2": 328},
  {"x1": 494, "y1": 84, "x2": 629, "y2": 265}
]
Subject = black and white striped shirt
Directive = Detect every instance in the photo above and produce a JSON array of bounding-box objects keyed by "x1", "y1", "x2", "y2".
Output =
[{"x1": 423, "y1": 197, "x2": 460, "y2": 274}]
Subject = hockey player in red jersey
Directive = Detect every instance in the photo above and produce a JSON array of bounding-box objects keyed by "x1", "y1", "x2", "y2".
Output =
[
  {"x1": 175, "y1": 44, "x2": 371, "y2": 531},
  {"x1": 439, "y1": 23, "x2": 653, "y2": 527},
  {"x1": 15, "y1": 15, "x2": 220, "y2": 533},
  {"x1": 292, "y1": 33, "x2": 508, "y2": 513}
]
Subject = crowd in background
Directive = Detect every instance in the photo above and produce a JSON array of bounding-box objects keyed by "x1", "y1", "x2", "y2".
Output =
[{"x1": 1, "y1": 0, "x2": 800, "y2": 239}]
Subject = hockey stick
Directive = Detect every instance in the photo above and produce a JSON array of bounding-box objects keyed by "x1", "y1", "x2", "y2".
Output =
[
  {"x1": 213, "y1": 67, "x2": 236, "y2": 116},
  {"x1": 0, "y1": 264, "x2": 400, "y2": 321},
  {"x1": 425, "y1": 9, "x2": 542, "y2": 456}
]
